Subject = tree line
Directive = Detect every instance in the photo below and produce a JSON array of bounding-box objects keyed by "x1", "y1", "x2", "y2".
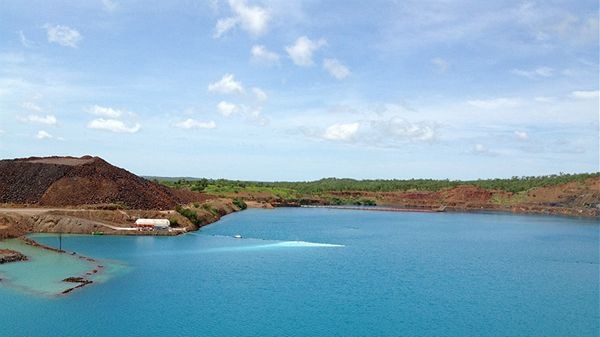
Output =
[{"x1": 156, "y1": 172, "x2": 599, "y2": 194}]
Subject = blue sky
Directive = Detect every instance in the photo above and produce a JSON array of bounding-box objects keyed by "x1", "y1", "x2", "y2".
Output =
[{"x1": 0, "y1": 0, "x2": 598, "y2": 180}]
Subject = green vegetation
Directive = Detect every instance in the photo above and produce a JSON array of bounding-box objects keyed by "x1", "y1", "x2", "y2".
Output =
[
  {"x1": 201, "y1": 203, "x2": 218, "y2": 216},
  {"x1": 322, "y1": 195, "x2": 377, "y2": 206},
  {"x1": 169, "y1": 217, "x2": 180, "y2": 228},
  {"x1": 490, "y1": 191, "x2": 528, "y2": 207},
  {"x1": 156, "y1": 172, "x2": 599, "y2": 195},
  {"x1": 175, "y1": 206, "x2": 202, "y2": 226},
  {"x1": 233, "y1": 198, "x2": 248, "y2": 210}
]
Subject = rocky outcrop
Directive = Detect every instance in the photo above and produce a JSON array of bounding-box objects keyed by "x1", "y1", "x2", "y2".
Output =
[
  {"x1": 0, "y1": 213, "x2": 32, "y2": 239},
  {"x1": 0, "y1": 249, "x2": 28, "y2": 264}
]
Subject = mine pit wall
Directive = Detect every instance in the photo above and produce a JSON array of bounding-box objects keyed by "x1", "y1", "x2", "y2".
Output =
[
  {"x1": 0, "y1": 199, "x2": 242, "y2": 239},
  {"x1": 0, "y1": 213, "x2": 32, "y2": 240}
]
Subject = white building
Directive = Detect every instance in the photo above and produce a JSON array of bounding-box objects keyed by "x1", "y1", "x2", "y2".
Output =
[{"x1": 134, "y1": 218, "x2": 170, "y2": 230}]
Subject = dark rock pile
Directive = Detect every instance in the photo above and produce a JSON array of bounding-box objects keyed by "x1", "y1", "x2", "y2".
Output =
[{"x1": 0, "y1": 156, "x2": 206, "y2": 209}]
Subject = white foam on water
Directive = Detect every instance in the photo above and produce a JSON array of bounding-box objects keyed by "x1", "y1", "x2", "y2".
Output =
[
  {"x1": 201, "y1": 238, "x2": 345, "y2": 253},
  {"x1": 271, "y1": 241, "x2": 344, "y2": 248}
]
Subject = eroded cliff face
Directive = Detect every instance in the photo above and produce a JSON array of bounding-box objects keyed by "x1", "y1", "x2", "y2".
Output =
[{"x1": 0, "y1": 213, "x2": 31, "y2": 239}]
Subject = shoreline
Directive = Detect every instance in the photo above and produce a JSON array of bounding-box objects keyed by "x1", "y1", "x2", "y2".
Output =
[
  {"x1": 0, "y1": 236, "x2": 107, "y2": 296},
  {"x1": 0, "y1": 205, "x2": 596, "y2": 297},
  {"x1": 20, "y1": 236, "x2": 106, "y2": 295}
]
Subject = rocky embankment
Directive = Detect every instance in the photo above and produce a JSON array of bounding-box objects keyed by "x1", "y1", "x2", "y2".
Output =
[
  {"x1": 0, "y1": 249, "x2": 28, "y2": 264},
  {"x1": 0, "y1": 198, "x2": 242, "y2": 239},
  {"x1": 0, "y1": 155, "x2": 245, "y2": 239},
  {"x1": 0, "y1": 156, "x2": 210, "y2": 210}
]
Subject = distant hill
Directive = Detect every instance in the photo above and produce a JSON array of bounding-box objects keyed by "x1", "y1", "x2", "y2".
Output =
[{"x1": 0, "y1": 156, "x2": 206, "y2": 209}]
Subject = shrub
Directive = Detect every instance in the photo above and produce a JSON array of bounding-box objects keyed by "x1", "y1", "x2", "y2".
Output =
[
  {"x1": 233, "y1": 198, "x2": 247, "y2": 210},
  {"x1": 176, "y1": 206, "x2": 202, "y2": 226},
  {"x1": 169, "y1": 217, "x2": 180, "y2": 228}
]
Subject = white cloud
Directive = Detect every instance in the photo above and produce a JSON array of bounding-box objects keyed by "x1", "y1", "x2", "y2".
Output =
[
  {"x1": 22, "y1": 114, "x2": 57, "y2": 125},
  {"x1": 511, "y1": 67, "x2": 554, "y2": 79},
  {"x1": 17, "y1": 31, "x2": 33, "y2": 47},
  {"x1": 22, "y1": 102, "x2": 43, "y2": 112},
  {"x1": 174, "y1": 119, "x2": 217, "y2": 130},
  {"x1": 36, "y1": 130, "x2": 53, "y2": 139},
  {"x1": 534, "y1": 96, "x2": 555, "y2": 103},
  {"x1": 514, "y1": 130, "x2": 529, "y2": 141},
  {"x1": 214, "y1": 17, "x2": 238, "y2": 38},
  {"x1": 467, "y1": 98, "x2": 523, "y2": 109},
  {"x1": 87, "y1": 119, "x2": 141, "y2": 133},
  {"x1": 217, "y1": 101, "x2": 238, "y2": 117},
  {"x1": 250, "y1": 45, "x2": 279, "y2": 63},
  {"x1": 213, "y1": 0, "x2": 270, "y2": 38},
  {"x1": 101, "y1": 0, "x2": 118, "y2": 11},
  {"x1": 44, "y1": 24, "x2": 82, "y2": 48},
  {"x1": 431, "y1": 57, "x2": 449, "y2": 72},
  {"x1": 285, "y1": 36, "x2": 326, "y2": 67},
  {"x1": 208, "y1": 74, "x2": 244, "y2": 94},
  {"x1": 323, "y1": 58, "x2": 350, "y2": 80},
  {"x1": 252, "y1": 87, "x2": 267, "y2": 102},
  {"x1": 322, "y1": 122, "x2": 360, "y2": 141},
  {"x1": 471, "y1": 144, "x2": 499, "y2": 156},
  {"x1": 88, "y1": 105, "x2": 125, "y2": 118},
  {"x1": 371, "y1": 117, "x2": 437, "y2": 142},
  {"x1": 473, "y1": 144, "x2": 488, "y2": 154},
  {"x1": 570, "y1": 90, "x2": 600, "y2": 99}
]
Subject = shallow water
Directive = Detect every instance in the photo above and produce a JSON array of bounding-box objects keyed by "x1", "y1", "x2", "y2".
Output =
[
  {"x1": 0, "y1": 208, "x2": 598, "y2": 337},
  {"x1": 0, "y1": 237, "x2": 125, "y2": 296}
]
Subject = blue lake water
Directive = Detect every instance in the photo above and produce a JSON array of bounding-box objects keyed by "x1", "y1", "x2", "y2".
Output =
[{"x1": 0, "y1": 208, "x2": 598, "y2": 337}]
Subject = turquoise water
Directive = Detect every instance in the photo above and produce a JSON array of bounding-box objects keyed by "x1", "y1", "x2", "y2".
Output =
[
  {"x1": 0, "y1": 237, "x2": 125, "y2": 296},
  {"x1": 0, "y1": 208, "x2": 598, "y2": 337}
]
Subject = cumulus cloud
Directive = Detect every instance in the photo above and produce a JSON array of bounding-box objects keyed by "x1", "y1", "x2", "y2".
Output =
[
  {"x1": 323, "y1": 58, "x2": 350, "y2": 80},
  {"x1": 370, "y1": 117, "x2": 437, "y2": 142},
  {"x1": 213, "y1": 0, "x2": 270, "y2": 38},
  {"x1": 467, "y1": 98, "x2": 523, "y2": 109},
  {"x1": 514, "y1": 130, "x2": 529, "y2": 141},
  {"x1": 44, "y1": 24, "x2": 82, "y2": 48},
  {"x1": 88, "y1": 105, "x2": 125, "y2": 118},
  {"x1": 87, "y1": 119, "x2": 141, "y2": 133},
  {"x1": 469, "y1": 143, "x2": 499, "y2": 156},
  {"x1": 286, "y1": 36, "x2": 326, "y2": 67},
  {"x1": 174, "y1": 119, "x2": 217, "y2": 130},
  {"x1": 21, "y1": 114, "x2": 57, "y2": 125},
  {"x1": 208, "y1": 74, "x2": 244, "y2": 94},
  {"x1": 217, "y1": 101, "x2": 238, "y2": 117},
  {"x1": 22, "y1": 102, "x2": 43, "y2": 112},
  {"x1": 250, "y1": 45, "x2": 279, "y2": 63},
  {"x1": 570, "y1": 90, "x2": 599, "y2": 99},
  {"x1": 511, "y1": 67, "x2": 554, "y2": 79},
  {"x1": 214, "y1": 17, "x2": 238, "y2": 38},
  {"x1": 252, "y1": 87, "x2": 267, "y2": 102},
  {"x1": 322, "y1": 122, "x2": 360, "y2": 141},
  {"x1": 36, "y1": 130, "x2": 53, "y2": 139}
]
